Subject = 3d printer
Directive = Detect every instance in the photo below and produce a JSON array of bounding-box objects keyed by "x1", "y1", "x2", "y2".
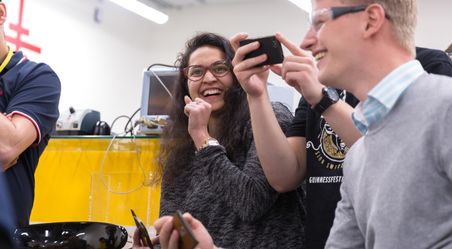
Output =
[{"x1": 55, "y1": 107, "x2": 100, "y2": 135}]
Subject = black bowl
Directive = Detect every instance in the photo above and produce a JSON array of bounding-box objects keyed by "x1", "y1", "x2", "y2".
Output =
[{"x1": 13, "y1": 221, "x2": 128, "y2": 249}]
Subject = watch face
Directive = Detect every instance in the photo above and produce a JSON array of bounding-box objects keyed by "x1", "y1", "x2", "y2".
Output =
[
  {"x1": 325, "y1": 87, "x2": 340, "y2": 101},
  {"x1": 207, "y1": 138, "x2": 220, "y2": 146},
  {"x1": 313, "y1": 87, "x2": 340, "y2": 114}
]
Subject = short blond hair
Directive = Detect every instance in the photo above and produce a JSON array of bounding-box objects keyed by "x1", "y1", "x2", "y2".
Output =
[{"x1": 341, "y1": 0, "x2": 417, "y2": 55}]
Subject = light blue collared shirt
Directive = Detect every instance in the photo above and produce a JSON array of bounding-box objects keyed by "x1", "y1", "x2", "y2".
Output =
[{"x1": 352, "y1": 60, "x2": 425, "y2": 134}]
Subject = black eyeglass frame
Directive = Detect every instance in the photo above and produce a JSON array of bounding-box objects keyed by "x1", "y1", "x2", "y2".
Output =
[
  {"x1": 309, "y1": 5, "x2": 368, "y2": 32},
  {"x1": 330, "y1": 5, "x2": 368, "y2": 20},
  {"x1": 309, "y1": 4, "x2": 391, "y2": 32},
  {"x1": 332, "y1": 4, "x2": 391, "y2": 20},
  {"x1": 183, "y1": 60, "x2": 231, "y2": 82}
]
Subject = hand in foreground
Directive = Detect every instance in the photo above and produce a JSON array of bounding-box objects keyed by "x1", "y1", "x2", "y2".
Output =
[
  {"x1": 230, "y1": 32, "x2": 270, "y2": 98},
  {"x1": 131, "y1": 228, "x2": 159, "y2": 249},
  {"x1": 154, "y1": 213, "x2": 217, "y2": 249},
  {"x1": 271, "y1": 32, "x2": 323, "y2": 105}
]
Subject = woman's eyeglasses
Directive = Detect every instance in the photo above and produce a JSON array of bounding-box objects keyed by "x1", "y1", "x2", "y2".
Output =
[{"x1": 184, "y1": 60, "x2": 230, "y2": 82}]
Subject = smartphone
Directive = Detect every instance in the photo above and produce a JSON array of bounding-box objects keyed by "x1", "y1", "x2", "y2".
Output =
[
  {"x1": 239, "y1": 35, "x2": 284, "y2": 67},
  {"x1": 131, "y1": 209, "x2": 153, "y2": 249},
  {"x1": 173, "y1": 210, "x2": 198, "y2": 249}
]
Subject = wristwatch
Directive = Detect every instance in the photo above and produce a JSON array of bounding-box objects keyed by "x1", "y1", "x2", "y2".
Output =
[
  {"x1": 312, "y1": 87, "x2": 340, "y2": 114},
  {"x1": 197, "y1": 137, "x2": 220, "y2": 152}
]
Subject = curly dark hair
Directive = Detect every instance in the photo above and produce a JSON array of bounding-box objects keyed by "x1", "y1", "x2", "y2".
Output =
[{"x1": 156, "y1": 32, "x2": 250, "y2": 182}]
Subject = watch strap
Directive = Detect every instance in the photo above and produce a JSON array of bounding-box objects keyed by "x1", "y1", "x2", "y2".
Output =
[
  {"x1": 197, "y1": 137, "x2": 220, "y2": 152},
  {"x1": 312, "y1": 87, "x2": 339, "y2": 114}
]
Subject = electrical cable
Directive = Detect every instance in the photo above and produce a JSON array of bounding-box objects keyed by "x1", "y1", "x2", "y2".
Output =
[
  {"x1": 110, "y1": 115, "x2": 130, "y2": 132},
  {"x1": 146, "y1": 63, "x2": 175, "y2": 71},
  {"x1": 99, "y1": 133, "x2": 147, "y2": 195},
  {"x1": 124, "y1": 108, "x2": 141, "y2": 135},
  {"x1": 147, "y1": 63, "x2": 177, "y2": 99},
  {"x1": 98, "y1": 64, "x2": 177, "y2": 194}
]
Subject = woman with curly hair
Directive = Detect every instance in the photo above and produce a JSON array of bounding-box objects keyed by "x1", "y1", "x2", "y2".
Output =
[{"x1": 155, "y1": 32, "x2": 305, "y2": 249}]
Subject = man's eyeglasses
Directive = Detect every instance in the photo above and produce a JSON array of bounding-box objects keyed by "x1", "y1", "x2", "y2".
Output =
[
  {"x1": 309, "y1": 5, "x2": 368, "y2": 32},
  {"x1": 184, "y1": 60, "x2": 231, "y2": 82}
]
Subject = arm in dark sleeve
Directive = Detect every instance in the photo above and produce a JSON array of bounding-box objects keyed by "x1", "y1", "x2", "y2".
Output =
[
  {"x1": 7, "y1": 63, "x2": 61, "y2": 142},
  {"x1": 286, "y1": 97, "x2": 309, "y2": 138},
  {"x1": 0, "y1": 173, "x2": 15, "y2": 248},
  {"x1": 416, "y1": 46, "x2": 452, "y2": 77}
]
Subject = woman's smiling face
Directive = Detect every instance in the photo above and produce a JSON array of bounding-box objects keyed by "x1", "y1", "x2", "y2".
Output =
[{"x1": 186, "y1": 46, "x2": 233, "y2": 112}]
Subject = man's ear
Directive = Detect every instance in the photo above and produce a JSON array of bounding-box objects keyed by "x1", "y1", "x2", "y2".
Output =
[
  {"x1": 0, "y1": 3, "x2": 7, "y2": 25},
  {"x1": 363, "y1": 3, "x2": 386, "y2": 38}
]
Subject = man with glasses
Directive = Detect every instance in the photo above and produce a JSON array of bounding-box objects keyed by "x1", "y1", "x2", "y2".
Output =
[
  {"x1": 318, "y1": 1, "x2": 452, "y2": 246},
  {"x1": 231, "y1": 0, "x2": 452, "y2": 249},
  {"x1": 278, "y1": 0, "x2": 451, "y2": 248}
]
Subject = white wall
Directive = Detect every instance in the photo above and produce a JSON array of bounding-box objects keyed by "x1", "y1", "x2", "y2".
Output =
[
  {"x1": 3, "y1": 0, "x2": 452, "y2": 133},
  {"x1": 416, "y1": 0, "x2": 452, "y2": 50}
]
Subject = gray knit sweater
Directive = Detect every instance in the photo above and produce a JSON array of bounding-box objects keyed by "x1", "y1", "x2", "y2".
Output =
[
  {"x1": 160, "y1": 102, "x2": 305, "y2": 249},
  {"x1": 326, "y1": 74, "x2": 452, "y2": 248}
]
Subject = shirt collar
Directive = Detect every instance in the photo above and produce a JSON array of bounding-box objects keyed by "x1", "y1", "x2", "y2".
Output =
[
  {"x1": 352, "y1": 60, "x2": 424, "y2": 134},
  {"x1": 367, "y1": 60, "x2": 424, "y2": 110},
  {"x1": 2, "y1": 51, "x2": 25, "y2": 74}
]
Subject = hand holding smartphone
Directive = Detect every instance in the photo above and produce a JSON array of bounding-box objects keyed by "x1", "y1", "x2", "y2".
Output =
[
  {"x1": 239, "y1": 35, "x2": 284, "y2": 67},
  {"x1": 173, "y1": 210, "x2": 199, "y2": 249},
  {"x1": 131, "y1": 209, "x2": 153, "y2": 249}
]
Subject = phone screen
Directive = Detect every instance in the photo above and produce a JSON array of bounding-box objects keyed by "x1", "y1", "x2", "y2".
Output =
[{"x1": 131, "y1": 209, "x2": 153, "y2": 249}]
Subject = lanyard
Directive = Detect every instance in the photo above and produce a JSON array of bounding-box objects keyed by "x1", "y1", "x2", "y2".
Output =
[{"x1": 0, "y1": 48, "x2": 14, "y2": 74}]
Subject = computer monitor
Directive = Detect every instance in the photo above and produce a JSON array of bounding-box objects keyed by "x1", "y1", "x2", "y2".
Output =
[{"x1": 139, "y1": 65, "x2": 179, "y2": 134}]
